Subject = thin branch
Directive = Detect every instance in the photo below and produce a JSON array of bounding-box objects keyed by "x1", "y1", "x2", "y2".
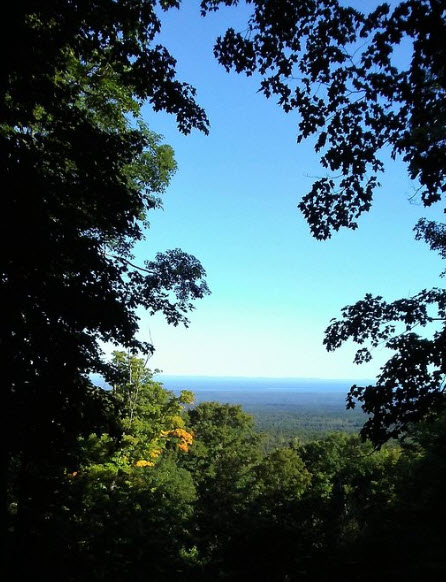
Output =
[{"x1": 106, "y1": 252, "x2": 155, "y2": 275}]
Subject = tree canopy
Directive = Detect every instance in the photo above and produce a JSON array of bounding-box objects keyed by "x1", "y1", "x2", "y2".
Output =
[
  {"x1": 204, "y1": 0, "x2": 445, "y2": 238},
  {"x1": 1, "y1": 0, "x2": 210, "y2": 567}
]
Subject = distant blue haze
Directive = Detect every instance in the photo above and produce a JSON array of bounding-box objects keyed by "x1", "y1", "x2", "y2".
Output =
[
  {"x1": 156, "y1": 375, "x2": 371, "y2": 410},
  {"x1": 157, "y1": 375, "x2": 367, "y2": 393}
]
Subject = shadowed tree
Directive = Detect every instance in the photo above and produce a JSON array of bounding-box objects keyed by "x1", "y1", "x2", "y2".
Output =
[
  {"x1": 1, "y1": 1, "x2": 210, "y2": 573},
  {"x1": 182, "y1": 402, "x2": 262, "y2": 573}
]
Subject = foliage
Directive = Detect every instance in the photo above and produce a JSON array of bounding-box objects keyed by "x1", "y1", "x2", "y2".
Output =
[
  {"x1": 204, "y1": 0, "x2": 445, "y2": 237},
  {"x1": 201, "y1": 0, "x2": 446, "y2": 444},
  {"x1": 1, "y1": 1, "x2": 211, "y2": 572},
  {"x1": 325, "y1": 286, "x2": 446, "y2": 444},
  {"x1": 53, "y1": 353, "x2": 197, "y2": 581},
  {"x1": 6, "y1": 348, "x2": 446, "y2": 580},
  {"x1": 181, "y1": 402, "x2": 263, "y2": 569}
]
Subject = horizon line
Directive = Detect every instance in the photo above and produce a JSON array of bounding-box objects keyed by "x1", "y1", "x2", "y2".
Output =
[{"x1": 155, "y1": 373, "x2": 374, "y2": 383}]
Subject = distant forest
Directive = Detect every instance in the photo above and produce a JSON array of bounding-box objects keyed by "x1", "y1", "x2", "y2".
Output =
[
  {"x1": 173, "y1": 389, "x2": 368, "y2": 446},
  {"x1": 252, "y1": 405, "x2": 366, "y2": 447}
]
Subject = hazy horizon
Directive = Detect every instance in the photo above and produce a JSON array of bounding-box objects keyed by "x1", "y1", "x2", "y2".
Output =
[{"x1": 156, "y1": 373, "x2": 372, "y2": 383}]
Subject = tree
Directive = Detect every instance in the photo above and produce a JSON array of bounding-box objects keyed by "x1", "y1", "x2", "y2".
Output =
[
  {"x1": 1, "y1": 1, "x2": 210, "y2": 571},
  {"x1": 63, "y1": 353, "x2": 197, "y2": 582},
  {"x1": 202, "y1": 0, "x2": 446, "y2": 444},
  {"x1": 182, "y1": 402, "x2": 262, "y2": 571}
]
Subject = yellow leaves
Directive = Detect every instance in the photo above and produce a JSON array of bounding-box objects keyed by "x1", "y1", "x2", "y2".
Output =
[
  {"x1": 134, "y1": 460, "x2": 155, "y2": 468},
  {"x1": 169, "y1": 428, "x2": 194, "y2": 443},
  {"x1": 163, "y1": 428, "x2": 194, "y2": 452},
  {"x1": 132, "y1": 447, "x2": 162, "y2": 468}
]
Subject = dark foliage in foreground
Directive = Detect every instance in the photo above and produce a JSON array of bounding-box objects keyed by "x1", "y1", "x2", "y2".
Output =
[
  {"x1": 7, "y1": 359, "x2": 445, "y2": 580},
  {"x1": 1, "y1": 1, "x2": 210, "y2": 573}
]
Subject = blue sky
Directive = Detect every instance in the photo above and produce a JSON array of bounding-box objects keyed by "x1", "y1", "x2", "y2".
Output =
[{"x1": 131, "y1": 1, "x2": 444, "y2": 379}]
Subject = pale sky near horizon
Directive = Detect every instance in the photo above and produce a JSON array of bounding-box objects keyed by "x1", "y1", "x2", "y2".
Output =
[{"x1": 128, "y1": 1, "x2": 444, "y2": 380}]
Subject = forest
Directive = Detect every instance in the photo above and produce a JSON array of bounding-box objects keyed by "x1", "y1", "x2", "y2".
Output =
[
  {"x1": 2, "y1": 1, "x2": 446, "y2": 580},
  {"x1": 7, "y1": 350, "x2": 446, "y2": 581}
]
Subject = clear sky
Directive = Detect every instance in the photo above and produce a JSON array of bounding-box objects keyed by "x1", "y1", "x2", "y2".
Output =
[{"x1": 131, "y1": 1, "x2": 444, "y2": 379}]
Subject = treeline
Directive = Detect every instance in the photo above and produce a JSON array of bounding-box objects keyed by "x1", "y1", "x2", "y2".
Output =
[
  {"x1": 252, "y1": 407, "x2": 367, "y2": 449},
  {"x1": 6, "y1": 353, "x2": 445, "y2": 581}
]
